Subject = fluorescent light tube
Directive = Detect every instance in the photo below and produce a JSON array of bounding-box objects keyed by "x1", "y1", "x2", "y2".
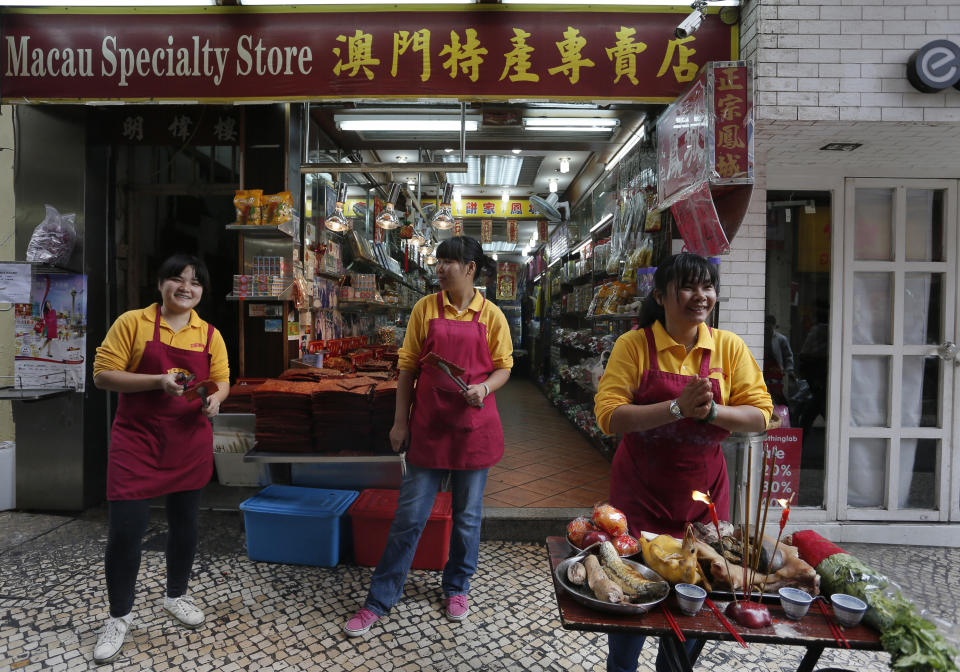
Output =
[
  {"x1": 485, "y1": 155, "x2": 523, "y2": 187},
  {"x1": 605, "y1": 126, "x2": 646, "y2": 172},
  {"x1": 523, "y1": 118, "x2": 618, "y2": 133},
  {"x1": 548, "y1": 257, "x2": 562, "y2": 268},
  {"x1": 590, "y1": 213, "x2": 614, "y2": 232},
  {"x1": 335, "y1": 115, "x2": 480, "y2": 132}
]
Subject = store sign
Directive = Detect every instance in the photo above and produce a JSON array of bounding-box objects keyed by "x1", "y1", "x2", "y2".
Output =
[
  {"x1": 0, "y1": 7, "x2": 737, "y2": 103},
  {"x1": 907, "y1": 39, "x2": 960, "y2": 93},
  {"x1": 656, "y1": 61, "x2": 753, "y2": 256},
  {"x1": 454, "y1": 198, "x2": 538, "y2": 219}
]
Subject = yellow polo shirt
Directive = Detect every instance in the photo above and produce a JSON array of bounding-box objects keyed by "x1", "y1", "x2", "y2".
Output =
[
  {"x1": 93, "y1": 303, "x2": 230, "y2": 382},
  {"x1": 594, "y1": 321, "x2": 772, "y2": 435},
  {"x1": 398, "y1": 291, "x2": 514, "y2": 372}
]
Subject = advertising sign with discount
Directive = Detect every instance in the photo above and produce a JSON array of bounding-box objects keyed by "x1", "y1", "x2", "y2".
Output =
[{"x1": 761, "y1": 428, "x2": 802, "y2": 502}]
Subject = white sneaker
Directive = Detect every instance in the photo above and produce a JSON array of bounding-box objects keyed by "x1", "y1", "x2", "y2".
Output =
[
  {"x1": 163, "y1": 595, "x2": 205, "y2": 628},
  {"x1": 93, "y1": 615, "x2": 131, "y2": 664}
]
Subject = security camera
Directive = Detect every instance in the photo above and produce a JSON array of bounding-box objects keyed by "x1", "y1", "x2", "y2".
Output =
[{"x1": 675, "y1": 8, "x2": 704, "y2": 39}]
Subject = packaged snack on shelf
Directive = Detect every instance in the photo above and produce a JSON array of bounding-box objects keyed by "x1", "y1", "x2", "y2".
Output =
[
  {"x1": 233, "y1": 189, "x2": 263, "y2": 226},
  {"x1": 262, "y1": 191, "x2": 294, "y2": 226}
]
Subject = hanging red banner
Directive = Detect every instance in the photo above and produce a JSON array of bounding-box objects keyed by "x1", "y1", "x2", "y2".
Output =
[
  {"x1": 480, "y1": 219, "x2": 493, "y2": 244},
  {"x1": 506, "y1": 219, "x2": 519, "y2": 243},
  {"x1": 537, "y1": 219, "x2": 550, "y2": 243},
  {"x1": 0, "y1": 7, "x2": 737, "y2": 103},
  {"x1": 496, "y1": 262, "x2": 518, "y2": 300},
  {"x1": 453, "y1": 219, "x2": 464, "y2": 236}
]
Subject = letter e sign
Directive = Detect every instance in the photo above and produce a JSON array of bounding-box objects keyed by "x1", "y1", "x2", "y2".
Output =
[{"x1": 907, "y1": 40, "x2": 960, "y2": 93}]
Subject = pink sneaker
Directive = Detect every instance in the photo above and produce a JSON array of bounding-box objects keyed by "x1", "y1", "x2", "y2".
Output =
[
  {"x1": 444, "y1": 594, "x2": 469, "y2": 622},
  {"x1": 344, "y1": 608, "x2": 380, "y2": 637}
]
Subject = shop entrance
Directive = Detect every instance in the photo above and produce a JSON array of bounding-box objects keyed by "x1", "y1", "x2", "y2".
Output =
[{"x1": 838, "y1": 179, "x2": 959, "y2": 522}]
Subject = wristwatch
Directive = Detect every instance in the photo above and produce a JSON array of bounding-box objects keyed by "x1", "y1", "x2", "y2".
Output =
[{"x1": 669, "y1": 399, "x2": 684, "y2": 420}]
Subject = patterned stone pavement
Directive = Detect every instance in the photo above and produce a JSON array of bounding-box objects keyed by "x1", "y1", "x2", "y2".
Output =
[{"x1": 1, "y1": 508, "x2": 958, "y2": 672}]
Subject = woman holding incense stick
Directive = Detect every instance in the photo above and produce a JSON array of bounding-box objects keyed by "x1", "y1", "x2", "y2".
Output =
[{"x1": 594, "y1": 252, "x2": 772, "y2": 672}]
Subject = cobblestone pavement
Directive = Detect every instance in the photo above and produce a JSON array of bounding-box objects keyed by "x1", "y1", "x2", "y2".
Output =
[{"x1": 1, "y1": 508, "x2": 958, "y2": 672}]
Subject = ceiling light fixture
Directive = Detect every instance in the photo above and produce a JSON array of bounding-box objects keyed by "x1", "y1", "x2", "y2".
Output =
[
  {"x1": 502, "y1": 190, "x2": 510, "y2": 203},
  {"x1": 324, "y1": 183, "x2": 352, "y2": 232},
  {"x1": 485, "y1": 155, "x2": 524, "y2": 186},
  {"x1": 605, "y1": 125, "x2": 646, "y2": 172},
  {"x1": 396, "y1": 156, "x2": 408, "y2": 163},
  {"x1": 549, "y1": 179, "x2": 558, "y2": 194},
  {"x1": 431, "y1": 183, "x2": 456, "y2": 230},
  {"x1": 590, "y1": 212, "x2": 614, "y2": 232},
  {"x1": 376, "y1": 183, "x2": 402, "y2": 230},
  {"x1": 511, "y1": 148, "x2": 522, "y2": 155},
  {"x1": 334, "y1": 115, "x2": 481, "y2": 132},
  {"x1": 523, "y1": 117, "x2": 618, "y2": 133},
  {"x1": 443, "y1": 155, "x2": 482, "y2": 185},
  {"x1": 559, "y1": 158, "x2": 570, "y2": 174}
]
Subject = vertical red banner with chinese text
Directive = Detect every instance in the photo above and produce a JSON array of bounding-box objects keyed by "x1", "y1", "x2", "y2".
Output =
[
  {"x1": 480, "y1": 219, "x2": 493, "y2": 244},
  {"x1": 506, "y1": 220, "x2": 519, "y2": 243}
]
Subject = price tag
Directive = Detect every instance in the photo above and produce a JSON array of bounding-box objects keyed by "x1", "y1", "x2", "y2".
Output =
[{"x1": 761, "y1": 428, "x2": 802, "y2": 502}]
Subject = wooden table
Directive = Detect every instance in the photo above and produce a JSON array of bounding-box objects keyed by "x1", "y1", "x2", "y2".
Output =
[{"x1": 545, "y1": 537, "x2": 882, "y2": 672}]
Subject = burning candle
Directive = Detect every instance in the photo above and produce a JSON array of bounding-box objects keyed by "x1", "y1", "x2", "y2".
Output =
[
  {"x1": 692, "y1": 490, "x2": 737, "y2": 602},
  {"x1": 759, "y1": 495, "x2": 795, "y2": 596}
]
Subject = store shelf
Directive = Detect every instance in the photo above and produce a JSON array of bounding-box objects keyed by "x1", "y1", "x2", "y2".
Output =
[
  {"x1": 226, "y1": 224, "x2": 294, "y2": 238},
  {"x1": 244, "y1": 450, "x2": 400, "y2": 464},
  {"x1": 587, "y1": 313, "x2": 639, "y2": 321},
  {"x1": 315, "y1": 270, "x2": 344, "y2": 281},
  {"x1": 226, "y1": 294, "x2": 290, "y2": 302},
  {"x1": 338, "y1": 300, "x2": 410, "y2": 312},
  {"x1": 0, "y1": 386, "x2": 75, "y2": 400}
]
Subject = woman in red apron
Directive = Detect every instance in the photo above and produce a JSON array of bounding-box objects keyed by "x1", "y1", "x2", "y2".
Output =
[
  {"x1": 594, "y1": 253, "x2": 772, "y2": 672},
  {"x1": 90, "y1": 254, "x2": 230, "y2": 664},
  {"x1": 345, "y1": 236, "x2": 513, "y2": 638}
]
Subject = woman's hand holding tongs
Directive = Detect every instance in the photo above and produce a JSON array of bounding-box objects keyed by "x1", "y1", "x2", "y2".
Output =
[{"x1": 462, "y1": 384, "x2": 487, "y2": 409}]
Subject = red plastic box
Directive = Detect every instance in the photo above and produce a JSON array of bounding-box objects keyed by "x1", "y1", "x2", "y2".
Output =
[{"x1": 348, "y1": 489, "x2": 452, "y2": 570}]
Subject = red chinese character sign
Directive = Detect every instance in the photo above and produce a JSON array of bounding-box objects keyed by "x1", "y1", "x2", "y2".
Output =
[
  {"x1": 506, "y1": 219, "x2": 519, "y2": 244},
  {"x1": 1, "y1": 7, "x2": 736, "y2": 103},
  {"x1": 480, "y1": 219, "x2": 493, "y2": 244},
  {"x1": 656, "y1": 61, "x2": 754, "y2": 257}
]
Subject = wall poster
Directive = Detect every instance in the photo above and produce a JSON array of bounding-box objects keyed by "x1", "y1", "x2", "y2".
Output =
[{"x1": 14, "y1": 273, "x2": 87, "y2": 391}]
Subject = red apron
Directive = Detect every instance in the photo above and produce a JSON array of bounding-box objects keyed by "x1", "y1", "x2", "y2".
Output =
[
  {"x1": 609, "y1": 326, "x2": 731, "y2": 538},
  {"x1": 106, "y1": 305, "x2": 215, "y2": 501},
  {"x1": 407, "y1": 292, "x2": 504, "y2": 470}
]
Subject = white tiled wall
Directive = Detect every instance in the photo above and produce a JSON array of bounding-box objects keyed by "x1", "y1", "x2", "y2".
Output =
[
  {"x1": 717, "y1": 153, "x2": 767, "y2": 364},
  {"x1": 750, "y1": 0, "x2": 960, "y2": 122}
]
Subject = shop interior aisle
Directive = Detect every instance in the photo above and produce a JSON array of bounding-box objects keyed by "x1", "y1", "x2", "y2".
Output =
[{"x1": 485, "y1": 378, "x2": 611, "y2": 508}]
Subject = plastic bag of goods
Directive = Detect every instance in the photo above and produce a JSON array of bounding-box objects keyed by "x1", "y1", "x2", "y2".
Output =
[{"x1": 26, "y1": 204, "x2": 77, "y2": 265}]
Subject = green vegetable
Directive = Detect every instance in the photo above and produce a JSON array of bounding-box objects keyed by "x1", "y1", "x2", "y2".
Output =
[{"x1": 816, "y1": 553, "x2": 958, "y2": 672}]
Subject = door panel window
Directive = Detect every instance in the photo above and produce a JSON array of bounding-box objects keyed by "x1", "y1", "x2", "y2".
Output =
[
  {"x1": 853, "y1": 273, "x2": 892, "y2": 345},
  {"x1": 905, "y1": 189, "x2": 943, "y2": 262},
  {"x1": 847, "y1": 438, "x2": 887, "y2": 507},
  {"x1": 854, "y1": 188, "x2": 893, "y2": 261},
  {"x1": 850, "y1": 355, "x2": 890, "y2": 427}
]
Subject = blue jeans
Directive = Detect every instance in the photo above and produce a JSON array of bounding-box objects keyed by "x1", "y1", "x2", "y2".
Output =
[
  {"x1": 364, "y1": 465, "x2": 488, "y2": 616},
  {"x1": 608, "y1": 633, "x2": 702, "y2": 672}
]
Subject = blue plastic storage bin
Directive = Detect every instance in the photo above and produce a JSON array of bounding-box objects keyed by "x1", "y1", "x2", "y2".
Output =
[{"x1": 239, "y1": 485, "x2": 359, "y2": 567}]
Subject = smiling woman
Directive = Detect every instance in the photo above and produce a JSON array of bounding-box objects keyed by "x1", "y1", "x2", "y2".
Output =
[
  {"x1": 90, "y1": 252, "x2": 230, "y2": 664},
  {"x1": 593, "y1": 252, "x2": 773, "y2": 672}
]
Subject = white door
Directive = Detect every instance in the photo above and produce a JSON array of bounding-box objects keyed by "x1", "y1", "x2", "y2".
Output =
[{"x1": 839, "y1": 179, "x2": 959, "y2": 522}]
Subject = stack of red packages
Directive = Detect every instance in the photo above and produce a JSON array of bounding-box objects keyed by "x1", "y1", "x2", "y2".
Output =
[
  {"x1": 278, "y1": 368, "x2": 344, "y2": 382},
  {"x1": 221, "y1": 378, "x2": 266, "y2": 414},
  {"x1": 311, "y1": 377, "x2": 378, "y2": 453},
  {"x1": 252, "y1": 380, "x2": 320, "y2": 452}
]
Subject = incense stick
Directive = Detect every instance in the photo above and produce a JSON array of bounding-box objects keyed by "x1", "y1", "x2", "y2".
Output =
[
  {"x1": 752, "y1": 447, "x2": 767, "y2": 575},
  {"x1": 744, "y1": 438, "x2": 753, "y2": 599},
  {"x1": 757, "y1": 450, "x2": 777, "y2": 575}
]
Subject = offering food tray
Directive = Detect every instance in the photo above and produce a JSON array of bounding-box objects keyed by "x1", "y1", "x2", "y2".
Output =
[{"x1": 555, "y1": 547, "x2": 669, "y2": 616}]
